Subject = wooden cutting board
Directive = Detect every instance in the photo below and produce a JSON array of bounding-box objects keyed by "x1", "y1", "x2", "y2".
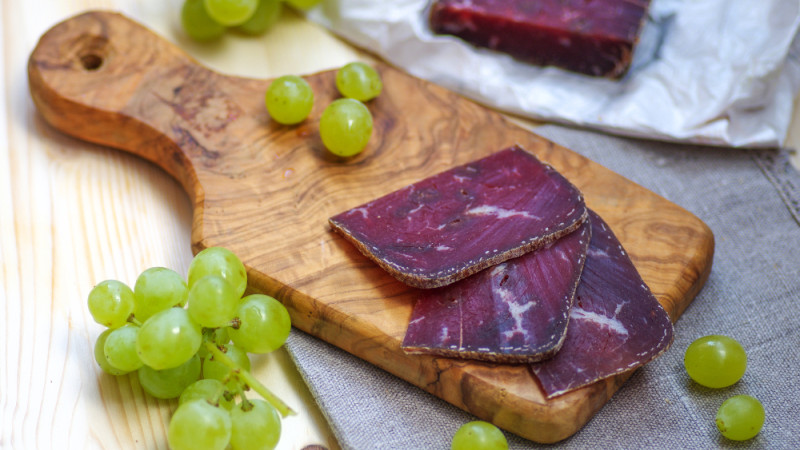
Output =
[{"x1": 28, "y1": 11, "x2": 714, "y2": 444}]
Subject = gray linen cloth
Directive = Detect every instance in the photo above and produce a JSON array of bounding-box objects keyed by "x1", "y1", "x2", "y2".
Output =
[{"x1": 284, "y1": 125, "x2": 800, "y2": 449}]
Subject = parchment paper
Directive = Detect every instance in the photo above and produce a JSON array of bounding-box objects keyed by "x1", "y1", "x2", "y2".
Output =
[{"x1": 304, "y1": 0, "x2": 800, "y2": 148}]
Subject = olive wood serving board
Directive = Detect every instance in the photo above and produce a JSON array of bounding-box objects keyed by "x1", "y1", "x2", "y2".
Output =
[{"x1": 28, "y1": 11, "x2": 714, "y2": 444}]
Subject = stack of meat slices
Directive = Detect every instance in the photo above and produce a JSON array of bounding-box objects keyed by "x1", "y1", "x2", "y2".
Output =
[{"x1": 329, "y1": 145, "x2": 673, "y2": 398}]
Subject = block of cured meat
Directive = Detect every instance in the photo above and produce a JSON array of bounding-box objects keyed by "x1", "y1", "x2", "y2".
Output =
[
  {"x1": 429, "y1": 0, "x2": 652, "y2": 78},
  {"x1": 401, "y1": 219, "x2": 590, "y2": 363},
  {"x1": 329, "y1": 145, "x2": 587, "y2": 289},
  {"x1": 530, "y1": 210, "x2": 674, "y2": 398}
]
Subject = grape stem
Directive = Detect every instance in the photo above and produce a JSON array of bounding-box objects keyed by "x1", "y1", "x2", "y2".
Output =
[{"x1": 204, "y1": 341, "x2": 295, "y2": 417}]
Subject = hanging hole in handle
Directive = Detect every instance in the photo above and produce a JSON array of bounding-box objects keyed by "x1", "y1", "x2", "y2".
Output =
[
  {"x1": 80, "y1": 53, "x2": 103, "y2": 70},
  {"x1": 72, "y1": 34, "x2": 111, "y2": 71}
]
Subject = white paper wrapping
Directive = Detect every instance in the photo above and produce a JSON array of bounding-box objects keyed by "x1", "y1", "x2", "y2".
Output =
[{"x1": 305, "y1": 0, "x2": 800, "y2": 148}]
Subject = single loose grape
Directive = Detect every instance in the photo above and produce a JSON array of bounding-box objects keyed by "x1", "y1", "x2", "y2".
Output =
[
  {"x1": 684, "y1": 335, "x2": 746, "y2": 388},
  {"x1": 180, "y1": 379, "x2": 235, "y2": 410},
  {"x1": 284, "y1": 0, "x2": 322, "y2": 10},
  {"x1": 181, "y1": 0, "x2": 226, "y2": 41},
  {"x1": 229, "y1": 399, "x2": 281, "y2": 450},
  {"x1": 94, "y1": 329, "x2": 129, "y2": 376},
  {"x1": 187, "y1": 275, "x2": 240, "y2": 328},
  {"x1": 336, "y1": 62, "x2": 383, "y2": 102},
  {"x1": 104, "y1": 324, "x2": 143, "y2": 372},
  {"x1": 138, "y1": 354, "x2": 202, "y2": 399},
  {"x1": 319, "y1": 98, "x2": 373, "y2": 157},
  {"x1": 137, "y1": 307, "x2": 202, "y2": 370},
  {"x1": 134, "y1": 267, "x2": 187, "y2": 322},
  {"x1": 88, "y1": 279, "x2": 135, "y2": 329},
  {"x1": 168, "y1": 400, "x2": 232, "y2": 450},
  {"x1": 188, "y1": 247, "x2": 248, "y2": 299},
  {"x1": 716, "y1": 395, "x2": 765, "y2": 441},
  {"x1": 203, "y1": 343, "x2": 251, "y2": 388},
  {"x1": 229, "y1": 294, "x2": 291, "y2": 354},
  {"x1": 265, "y1": 75, "x2": 314, "y2": 125},
  {"x1": 236, "y1": 0, "x2": 282, "y2": 35},
  {"x1": 203, "y1": 0, "x2": 258, "y2": 26},
  {"x1": 451, "y1": 421, "x2": 508, "y2": 450}
]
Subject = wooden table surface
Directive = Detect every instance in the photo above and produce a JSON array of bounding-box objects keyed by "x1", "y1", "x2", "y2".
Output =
[{"x1": 2, "y1": 1, "x2": 799, "y2": 449}]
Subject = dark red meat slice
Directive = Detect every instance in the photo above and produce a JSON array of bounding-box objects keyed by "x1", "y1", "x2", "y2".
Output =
[
  {"x1": 530, "y1": 210, "x2": 674, "y2": 398},
  {"x1": 402, "y1": 219, "x2": 590, "y2": 363},
  {"x1": 329, "y1": 145, "x2": 586, "y2": 289},
  {"x1": 429, "y1": 0, "x2": 652, "y2": 78}
]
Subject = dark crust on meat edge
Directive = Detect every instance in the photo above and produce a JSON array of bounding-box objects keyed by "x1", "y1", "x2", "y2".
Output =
[{"x1": 330, "y1": 206, "x2": 587, "y2": 289}]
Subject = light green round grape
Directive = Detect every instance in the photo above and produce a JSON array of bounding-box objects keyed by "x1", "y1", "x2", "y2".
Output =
[
  {"x1": 134, "y1": 267, "x2": 188, "y2": 322},
  {"x1": 203, "y1": 0, "x2": 258, "y2": 26},
  {"x1": 136, "y1": 307, "x2": 202, "y2": 370},
  {"x1": 716, "y1": 395, "x2": 765, "y2": 441},
  {"x1": 230, "y1": 399, "x2": 281, "y2": 450},
  {"x1": 451, "y1": 421, "x2": 508, "y2": 450},
  {"x1": 336, "y1": 62, "x2": 383, "y2": 102},
  {"x1": 168, "y1": 399, "x2": 232, "y2": 450},
  {"x1": 94, "y1": 329, "x2": 129, "y2": 376},
  {"x1": 88, "y1": 279, "x2": 135, "y2": 329},
  {"x1": 104, "y1": 324, "x2": 143, "y2": 372},
  {"x1": 236, "y1": 0, "x2": 282, "y2": 35},
  {"x1": 182, "y1": 0, "x2": 226, "y2": 41},
  {"x1": 138, "y1": 354, "x2": 202, "y2": 399},
  {"x1": 203, "y1": 343, "x2": 251, "y2": 388},
  {"x1": 188, "y1": 247, "x2": 248, "y2": 299},
  {"x1": 319, "y1": 98, "x2": 373, "y2": 157},
  {"x1": 284, "y1": 0, "x2": 322, "y2": 10},
  {"x1": 187, "y1": 275, "x2": 240, "y2": 328},
  {"x1": 229, "y1": 294, "x2": 291, "y2": 354},
  {"x1": 180, "y1": 379, "x2": 235, "y2": 410},
  {"x1": 684, "y1": 335, "x2": 747, "y2": 388},
  {"x1": 265, "y1": 75, "x2": 315, "y2": 125}
]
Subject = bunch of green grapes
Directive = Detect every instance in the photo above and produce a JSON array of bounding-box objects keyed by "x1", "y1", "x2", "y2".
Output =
[
  {"x1": 88, "y1": 247, "x2": 292, "y2": 450},
  {"x1": 684, "y1": 335, "x2": 765, "y2": 441},
  {"x1": 181, "y1": 0, "x2": 323, "y2": 41}
]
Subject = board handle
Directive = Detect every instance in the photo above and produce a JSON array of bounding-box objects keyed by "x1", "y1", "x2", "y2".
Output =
[{"x1": 28, "y1": 11, "x2": 209, "y2": 193}]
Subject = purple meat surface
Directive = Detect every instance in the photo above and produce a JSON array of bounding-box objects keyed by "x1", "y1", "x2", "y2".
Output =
[
  {"x1": 329, "y1": 145, "x2": 586, "y2": 289},
  {"x1": 429, "y1": 0, "x2": 652, "y2": 78},
  {"x1": 402, "y1": 219, "x2": 590, "y2": 363},
  {"x1": 530, "y1": 210, "x2": 674, "y2": 398}
]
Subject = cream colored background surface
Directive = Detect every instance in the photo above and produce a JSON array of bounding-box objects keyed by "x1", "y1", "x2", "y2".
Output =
[{"x1": 1, "y1": 1, "x2": 798, "y2": 449}]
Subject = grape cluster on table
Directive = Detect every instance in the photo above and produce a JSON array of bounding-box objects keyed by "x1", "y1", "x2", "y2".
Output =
[
  {"x1": 182, "y1": 0, "x2": 323, "y2": 41},
  {"x1": 89, "y1": 247, "x2": 291, "y2": 450}
]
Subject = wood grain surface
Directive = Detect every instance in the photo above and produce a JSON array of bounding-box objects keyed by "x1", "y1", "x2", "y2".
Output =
[{"x1": 28, "y1": 11, "x2": 715, "y2": 443}]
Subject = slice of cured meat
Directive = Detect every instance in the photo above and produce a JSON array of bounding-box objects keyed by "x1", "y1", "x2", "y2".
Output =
[
  {"x1": 401, "y1": 219, "x2": 591, "y2": 363},
  {"x1": 329, "y1": 145, "x2": 587, "y2": 289},
  {"x1": 429, "y1": 0, "x2": 652, "y2": 78},
  {"x1": 530, "y1": 210, "x2": 674, "y2": 398}
]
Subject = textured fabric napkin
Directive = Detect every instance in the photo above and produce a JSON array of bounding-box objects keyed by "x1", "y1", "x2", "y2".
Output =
[{"x1": 284, "y1": 125, "x2": 800, "y2": 449}]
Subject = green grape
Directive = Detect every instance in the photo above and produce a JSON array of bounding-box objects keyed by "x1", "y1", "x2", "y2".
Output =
[
  {"x1": 182, "y1": 0, "x2": 226, "y2": 41},
  {"x1": 168, "y1": 399, "x2": 232, "y2": 450},
  {"x1": 716, "y1": 395, "x2": 765, "y2": 441},
  {"x1": 180, "y1": 379, "x2": 235, "y2": 410},
  {"x1": 187, "y1": 275, "x2": 240, "y2": 328},
  {"x1": 451, "y1": 421, "x2": 508, "y2": 450},
  {"x1": 136, "y1": 307, "x2": 202, "y2": 370},
  {"x1": 103, "y1": 324, "x2": 143, "y2": 372},
  {"x1": 684, "y1": 335, "x2": 747, "y2": 388},
  {"x1": 264, "y1": 75, "x2": 315, "y2": 125},
  {"x1": 229, "y1": 294, "x2": 291, "y2": 354},
  {"x1": 236, "y1": 0, "x2": 282, "y2": 35},
  {"x1": 203, "y1": 344, "x2": 251, "y2": 388},
  {"x1": 88, "y1": 279, "x2": 135, "y2": 329},
  {"x1": 284, "y1": 0, "x2": 322, "y2": 10},
  {"x1": 319, "y1": 98, "x2": 373, "y2": 157},
  {"x1": 230, "y1": 399, "x2": 281, "y2": 450},
  {"x1": 134, "y1": 267, "x2": 188, "y2": 322},
  {"x1": 94, "y1": 329, "x2": 129, "y2": 376},
  {"x1": 336, "y1": 62, "x2": 383, "y2": 102},
  {"x1": 203, "y1": 0, "x2": 259, "y2": 26},
  {"x1": 138, "y1": 354, "x2": 202, "y2": 399},
  {"x1": 188, "y1": 247, "x2": 248, "y2": 299}
]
